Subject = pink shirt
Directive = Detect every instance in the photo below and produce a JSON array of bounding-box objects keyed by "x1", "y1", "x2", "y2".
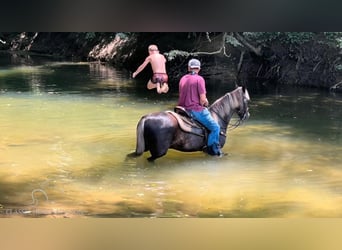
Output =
[{"x1": 178, "y1": 73, "x2": 206, "y2": 111}]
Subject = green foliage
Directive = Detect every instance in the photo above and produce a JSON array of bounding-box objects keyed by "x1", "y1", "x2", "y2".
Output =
[
  {"x1": 85, "y1": 32, "x2": 96, "y2": 40},
  {"x1": 241, "y1": 32, "x2": 279, "y2": 44},
  {"x1": 323, "y1": 32, "x2": 342, "y2": 40},
  {"x1": 241, "y1": 32, "x2": 315, "y2": 45},
  {"x1": 164, "y1": 50, "x2": 191, "y2": 61},
  {"x1": 283, "y1": 32, "x2": 315, "y2": 44},
  {"x1": 240, "y1": 32, "x2": 342, "y2": 48},
  {"x1": 225, "y1": 34, "x2": 242, "y2": 47},
  {"x1": 335, "y1": 64, "x2": 342, "y2": 71},
  {"x1": 234, "y1": 32, "x2": 342, "y2": 54},
  {"x1": 82, "y1": 32, "x2": 123, "y2": 42},
  {"x1": 324, "y1": 32, "x2": 342, "y2": 48},
  {"x1": 116, "y1": 32, "x2": 129, "y2": 39}
]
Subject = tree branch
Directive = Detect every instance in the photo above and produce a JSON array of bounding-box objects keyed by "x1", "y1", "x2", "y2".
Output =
[
  {"x1": 237, "y1": 50, "x2": 245, "y2": 74},
  {"x1": 256, "y1": 64, "x2": 263, "y2": 77},
  {"x1": 330, "y1": 81, "x2": 342, "y2": 91},
  {"x1": 313, "y1": 60, "x2": 322, "y2": 72},
  {"x1": 206, "y1": 32, "x2": 212, "y2": 42},
  {"x1": 233, "y1": 32, "x2": 262, "y2": 56},
  {"x1": 164, "y1": 32, "x2": 231, "y2": 60}
]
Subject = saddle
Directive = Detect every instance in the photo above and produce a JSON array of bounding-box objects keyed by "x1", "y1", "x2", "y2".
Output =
[{"x1": 166, "y1": 106, "x2": 208, "y2": 138}]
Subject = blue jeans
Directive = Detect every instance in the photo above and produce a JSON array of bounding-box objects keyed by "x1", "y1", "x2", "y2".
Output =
[{"x1": 190, "y1": 108, "x2": 220, "y2": 147}]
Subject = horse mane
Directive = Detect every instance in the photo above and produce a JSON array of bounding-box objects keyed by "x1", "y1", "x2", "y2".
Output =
[
  {"x1": 209, "y1": 93, "x2": 230, "y2": 115},
  {"x1": 209, "y1": 87, "x2": 243, "y2": 114}
]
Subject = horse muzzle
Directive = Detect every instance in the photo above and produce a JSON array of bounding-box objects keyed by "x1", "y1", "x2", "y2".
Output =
[
  {"x1": 244, "y1": 111, "x2": 250, "y2": 120},
  {"x1": 239, "y1": 110, "x2": 250, "y2": 121}
]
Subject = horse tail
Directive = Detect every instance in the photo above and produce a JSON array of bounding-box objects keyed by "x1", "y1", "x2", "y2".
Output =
[{"x1": 135, "y1": 116, "x2": 146, "y2": 155}]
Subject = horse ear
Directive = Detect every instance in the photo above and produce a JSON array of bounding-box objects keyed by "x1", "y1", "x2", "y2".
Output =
[
  {"x1": 236, "y1": 82, "x2": 247, "y2": 92},
  {"x1": 242, "y1": 85, "x2": 246, "y2": 93}
]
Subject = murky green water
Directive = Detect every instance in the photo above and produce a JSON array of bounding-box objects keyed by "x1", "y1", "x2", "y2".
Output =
[{"x1": 0, "y1": 53, "x2": 341, "y2": 217}]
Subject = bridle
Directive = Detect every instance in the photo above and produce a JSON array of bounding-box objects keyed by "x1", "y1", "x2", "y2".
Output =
[
  {"x1": 237, "y1": 93, "x2": 249, "y2": 122},
  {"x1": 211, "y1": 91, "x2": 249, "y2": 133},
  {"x1": 227, "y1": 94, "x2": 249, "y2": 131}
]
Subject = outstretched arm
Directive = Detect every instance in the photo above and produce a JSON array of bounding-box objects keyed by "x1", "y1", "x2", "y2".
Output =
[{"x1": 133, "y1": 57, "x2": 150, "y2": 78}]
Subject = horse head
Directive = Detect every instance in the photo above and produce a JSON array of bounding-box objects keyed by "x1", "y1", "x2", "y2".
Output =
[
  {"x1": 208, "y1": 86, "x2": 250, "y2": 132},
  {"x1": 236, "y1": 86, "x2": 250, "y2": 121}
]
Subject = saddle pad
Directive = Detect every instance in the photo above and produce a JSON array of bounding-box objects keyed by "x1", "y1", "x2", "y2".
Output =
[{"x1": 166, "y1": 111, "x2": 205, "y2": 137}]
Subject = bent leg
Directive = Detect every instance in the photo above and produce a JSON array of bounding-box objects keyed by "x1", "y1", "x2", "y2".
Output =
[
  {"x1": 190, "y1": 109, "x2": 220, "y2": 146},
  {"x1": 147, "y1": 80, "x2": 157, "y2": 90},
  {"x1": 160, "y1": 83, "x2": 169, "y2": 93},
  {"x1": 156, "y1": 83, "x2": 162, "y2": 94}
]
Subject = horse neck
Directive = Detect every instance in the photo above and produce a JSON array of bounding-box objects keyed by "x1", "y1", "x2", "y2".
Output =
[{"x1": 209, "y1": 93, "x2": 235, "y2": 130}]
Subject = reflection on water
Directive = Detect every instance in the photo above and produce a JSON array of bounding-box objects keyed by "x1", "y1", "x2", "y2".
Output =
[{"x1": 0, "y1": 54, "x2": 341, "y2": 217}]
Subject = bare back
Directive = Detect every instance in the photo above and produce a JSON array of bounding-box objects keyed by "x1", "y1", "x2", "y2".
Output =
[{"x1": 148, "y1": 53, "x2": 166, "y2": 73}]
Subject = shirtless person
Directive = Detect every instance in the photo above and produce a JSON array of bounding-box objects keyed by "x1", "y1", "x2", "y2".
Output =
[{"x1": 132, "y1": 44, "x2": 169, "y2": 94}]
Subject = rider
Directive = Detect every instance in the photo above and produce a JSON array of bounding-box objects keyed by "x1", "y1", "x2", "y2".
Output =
[
  {"x1": 132, "y1": 44, "x2": 169, "y2": 94},
  {"x1": 178, "y1": 58, "x2": 222, "y2": 156}
]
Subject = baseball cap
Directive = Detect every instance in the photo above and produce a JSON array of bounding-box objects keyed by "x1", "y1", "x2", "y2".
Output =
[{"x1": 188, "y1": 59, "x2": 201, "y2": 69}]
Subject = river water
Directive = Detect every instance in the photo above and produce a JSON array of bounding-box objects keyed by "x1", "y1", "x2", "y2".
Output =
[{"x1": 0, "y1": 53, "x2": 341, "y2": 218}]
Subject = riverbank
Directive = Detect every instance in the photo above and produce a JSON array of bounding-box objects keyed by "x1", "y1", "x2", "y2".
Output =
[{"x1": 1, "y1": 32, "x2": 341, "y2": 92}]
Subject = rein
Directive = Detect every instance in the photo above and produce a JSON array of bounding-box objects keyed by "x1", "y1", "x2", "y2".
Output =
[
  {"x1": 210, "y1": 109, "x2": 228, "y2": 137},
  {"x1": 212, "y1": 108, "x2": 242, "y2": 132},
  {"x1": 227, "y1": 118, "x2": 242, "y2": 130}
]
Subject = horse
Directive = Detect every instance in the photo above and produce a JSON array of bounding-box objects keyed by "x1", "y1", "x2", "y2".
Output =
[{"x1": 129, "y1": 86, "x2": 250, "y2": 161}]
